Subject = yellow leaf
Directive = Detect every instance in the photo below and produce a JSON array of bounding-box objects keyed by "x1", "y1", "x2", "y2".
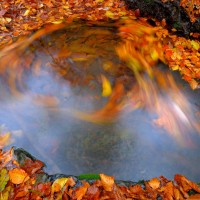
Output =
[
  {"x1": 129, "y1": 57, "x2": 142, "y2": 71},
  {"x1": 96, "y1": 0, "x2": 104, "y2": 2},
  {"x1": 171, "y1": 65, "x2": 179, "y2": 71},
  {"x1": 103, "y1": 61, "x2": 113, "y2": 71},
  {"x1": 191, "y1": 40, "x2": 199, "y2": 50},
  {"x1": 23, "y1": 9, "x2": 30, "y2": 16},
  {"x1": 52, "y1": 178, "x2": 68, "y2": 193},
  {"x1": 0, "y1": 186, "x2": 11, "y2": 200},
  {"x1": 8, "y1": 168, "x2": 29, "y2": 184},
  {"x1": 151, "y1": 49, "x2": 159, "y2": 61},
  {"x1": 105, "y1": 11, "x2": 114, "y2": 19},
  {"x1": 52, "y1": 20, "x2": 63, "y2": 24},
  {"x1": 119, "y1": 11, "x2": 127, "y2": 16},
  {"x1": 63, "y1": 6, "x2": 69, "y2": 10},
  {"x1": 5, "y1": 18, "x2": 11, "y2": 23},
  {"x1": 101, "y1": 75, "x2": 112, "y2": 97}
]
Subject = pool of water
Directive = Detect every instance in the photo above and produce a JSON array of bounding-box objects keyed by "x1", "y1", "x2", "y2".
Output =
[{"x1": 1, "y1": 21, "x2": 200, "y2": 182}]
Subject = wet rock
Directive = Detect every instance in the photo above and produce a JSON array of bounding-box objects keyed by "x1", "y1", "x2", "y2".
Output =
[{"x1": 124, "y1": 0, "x2": 200, "y2": 38}]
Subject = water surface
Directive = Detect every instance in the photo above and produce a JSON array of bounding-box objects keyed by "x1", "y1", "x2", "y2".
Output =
[{"x1": 1, "y1": 22, "x2": 200, "y2": 182}]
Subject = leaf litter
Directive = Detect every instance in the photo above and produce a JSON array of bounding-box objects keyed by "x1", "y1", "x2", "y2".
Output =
[{"x1": 0, "y1": 148, "x2": 199, "y2": 199}]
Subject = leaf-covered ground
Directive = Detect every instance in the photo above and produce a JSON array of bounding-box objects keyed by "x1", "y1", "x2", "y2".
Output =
[
  {"x1": 0, "y1": 0, "x2": 200, "y2": 199},
  {"x1": 0, "y1": 148, "x2": 200, "y2": 199}
]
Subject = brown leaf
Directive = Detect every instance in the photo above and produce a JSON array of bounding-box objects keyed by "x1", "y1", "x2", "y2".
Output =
[{"x1": 21, "y1": 159, "x2": 44, "y2": 175}]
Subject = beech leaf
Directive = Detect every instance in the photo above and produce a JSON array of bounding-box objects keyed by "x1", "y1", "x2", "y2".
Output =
[
  {"x1": 0, "y1": 168, "x2": 9, "y2": 192},
  {"x1": 8, "y1": 168, "x2": 29, "y2": 184}
]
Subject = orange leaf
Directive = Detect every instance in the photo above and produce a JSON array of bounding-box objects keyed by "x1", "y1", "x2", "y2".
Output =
[
  {"x1": 9, "y1": 168, "x2": 29, "y2": 184},
  {"x1": 73, "y1": 181, "x2": 90, "y2": 200},
  {"x1": 100, "y1": 174, "x2": 114, "y2": 192},
  {"x1": 0, "y1": 132, "x2": 11, "y2": 148},
  {"x1": 148, "y1": 178, "x2": 160, "y2": 189},
  {"x1": 187, "y1": 194, "x2": 200, "y2": 200}
]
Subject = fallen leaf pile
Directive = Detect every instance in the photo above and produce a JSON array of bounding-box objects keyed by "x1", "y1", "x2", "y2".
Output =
[
  {"x1": 0, "y1": 0, "x2": 133, "y2": 46},
  {"x1": 180, "y1": 0, "x2": 200, "y2": 23},
  {"x1": 0, "y1": 148, "x2": 200, "y2": 200},
  {"x1": 162, "y1": 36, "x2": 200, "y2": 89}
]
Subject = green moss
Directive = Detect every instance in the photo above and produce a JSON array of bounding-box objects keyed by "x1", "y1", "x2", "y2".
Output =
[{"x1": 78, "y1": 173, "x2": 100, "y2": 180}]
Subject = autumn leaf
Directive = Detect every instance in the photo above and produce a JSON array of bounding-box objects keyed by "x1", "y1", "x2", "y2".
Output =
[
  {"x1": 148, "y1": 178, "x2": 160, "y2": 189},
  {"x1": 72, "y1": 181, "x2": 90, "y2": 200},
  {"x1": 175, "y1": 174, "x2": 200, "y2": 193},
  {"x1": 101, "y1": 74, "x2": 112, "y2": 97},
  {"x1": 100, "y1": 173, "x2": 114, "y2": 192},
  {"x1": 52, "y1": 177, "x2": 68, "y2": 193},
  {"x1": 187, "y1": 194, "x2": 200, "y2": 200},
  {"x1": 0, "y1": 132, "x2": 11, "y2": 148},
  {"x1": 0, "y1": 168, "x2": 9, "y2": 192},
  {"x1": 191, "y1": 40, "x2": 200, "y2": 50},
  {"x1": 0, "y1": 186, "x2": 11, "y2": 200},
  {"x1": 8, "y1": 168, "x2": 29, "y2": 184},
  {"x1": 106, "y1": 10, "x2": 115, "y2": 19},
  {"x1": 69, "y1": 82, "x2": 124, "y2": 123},
  {"x1": 21, "y1": 159, "x2": 45, "y2": 175}
]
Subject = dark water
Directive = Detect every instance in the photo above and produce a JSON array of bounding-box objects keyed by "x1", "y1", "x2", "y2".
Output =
[{"x1": 1, "y1": 22, "x2": 200, "y2": 182}]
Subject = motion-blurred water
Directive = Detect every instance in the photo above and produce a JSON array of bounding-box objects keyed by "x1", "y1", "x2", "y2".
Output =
[{"x1": 0, "y1": 22, "x2": 200, "y2": 182}]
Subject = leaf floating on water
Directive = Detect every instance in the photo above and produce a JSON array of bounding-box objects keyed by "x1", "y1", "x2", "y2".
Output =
[
  {"x1": 101, "y1": 74, "x2": 112, "y2": 97},
  {"x1": 31, "y1": 94, "x2": 59, "y2": 107},
  {"x1": 70, "y1": 82, "x2": 124, "y2": 123},
  {"x1": 0, "y1": 132, "x2": 11, "y2": 148}
]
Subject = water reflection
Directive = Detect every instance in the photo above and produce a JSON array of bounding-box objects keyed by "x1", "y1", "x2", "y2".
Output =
[{"x1": 0, "y1": 21, "x2": 200, "y2": 182}]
